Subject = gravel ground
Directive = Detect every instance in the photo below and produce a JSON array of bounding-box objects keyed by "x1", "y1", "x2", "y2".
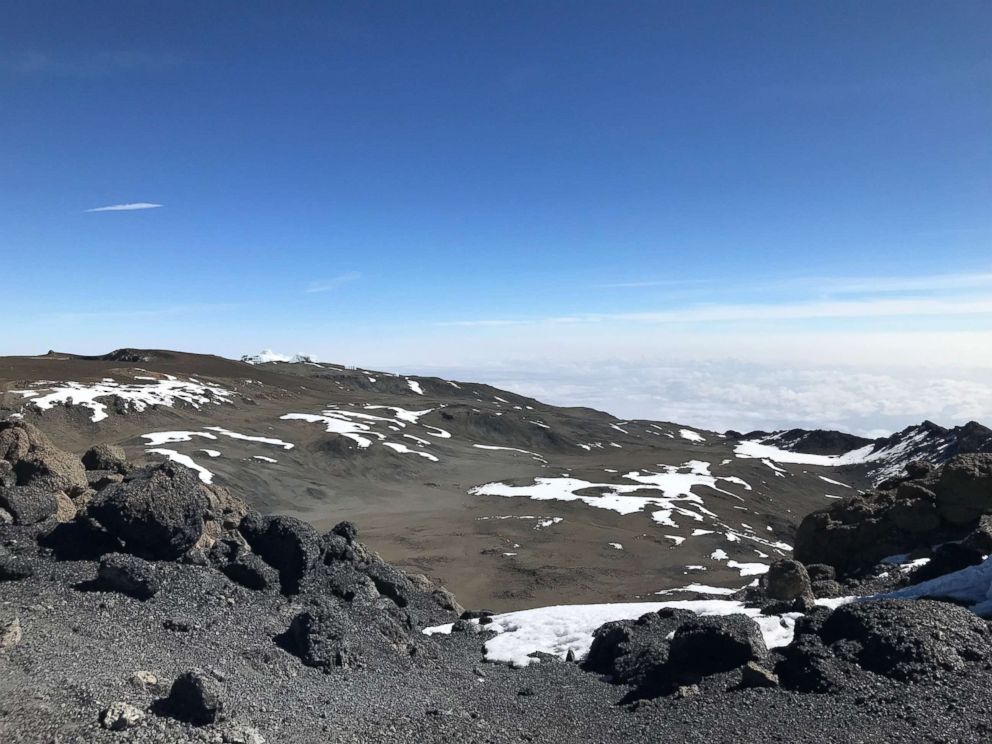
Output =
[{"x1": 3, "y1": 529, "x2": 992, "y2": 744}]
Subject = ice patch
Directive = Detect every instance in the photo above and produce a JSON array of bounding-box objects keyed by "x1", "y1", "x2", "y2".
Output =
[
  {"x1": 252, "y1": 456, "x2": 278, "y2": 463},
  {"x1": 204, "y1": 426, "x2": 294, "y2": 449},
  {"x1": 147, "y1": 448, "x2": 213, "y2": 484},
  {"x1": 425, "y1": 600, "x2": 802, "y2": 667},
  {"x1": 141, "y1": 431, "x2": 218, "y2": 447},
  {"x1": 383, "y1": 441, "x2": 440, "y2": 461},
  {"x1": 407, "y1": 379, "x2": 424, "y2": 395},
  {"x1": 679, "y1": 429, "x2": 705, "y2": 443},
  {"x1": 13, "y1": 376, "x2": 234, "y2": 423},
  {"x1": 608, "y1": 542, "x2": 623, "y2": 550},
  {"x1": 473, "y1": 445, "x2": 547, "y2": 463}
]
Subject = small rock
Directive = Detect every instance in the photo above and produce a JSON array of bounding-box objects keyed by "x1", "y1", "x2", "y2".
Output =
[
  {"x1": 99, "y1": 553, "x2": 161, "y2": 600},
  {"x1": 54, "y1": 490, "x2": 77, "y2": 522},
  {"x1": 0, "y1": 617, "x2": 22, "y2": 648},
  {"x1": 100, "y1": 701, "x2": 144, "y2": 730},
  {"x1": 762, "y1": 559, "x2": 813, "y2": 601},
  {"x1": 675, "y1": 684, "x2": 699, "y2": 699},
  {"x1": 130, "y1": 670, "x2": 159, "y2": 690},
  {"x1": 0, "y1": 548, "x2": 34, "y2": 581},
  {"x1": 739, "y1": 661, "x2": 779, "y2": 688},
  {"x1": 166, "y1": 669, "x2": 225, "y2": 725}
]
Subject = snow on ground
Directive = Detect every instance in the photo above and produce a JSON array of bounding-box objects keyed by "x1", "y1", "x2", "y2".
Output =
[
  {"x1": 146, "y1": 449, "x2": 214, "y2": 484},
  {"x1": 736, "y1": 427, "x2": 943, "y2": 483},
  {"x1": 12, "y1": 375, "x2": 234, "y2": 423},
  {"x1": 200, "y1": 449, "x2": 221, "y2": 458},
  {"x1": 383, "y1": 441, "x2": 440, "y2": 461},
  {"x1": 407, "y1": 379, "x2": 424, "y2": 395},
  {"x1": 679, "y1": 429, "x2": 705, "y2": 443},
  {"x1": 252, "y1": 456, "x2": 278, "y2": 463},
  {"x1": 656, "y1": 584, "x2": 737, "y2": 596},
  {"x1": 204, "y1": 427, "x2": 294, "y2": 449},
  {"x1": 425, "y1": 600, "x2": 803, "y2": 667},
  {"x1": 819, "y1": 475, "x2": 851, "y2": 488},
  {"x1": 141, "y1": 431, "x2": 218, "y2": 447},
  {"x1": 472, "y1": 444, "x2": 548, "y2": 463},
  {"x1": 471, "y1": 460, "x2": 750, "y2": 530},
  {"x1": 877, "y1": 557, "x2": 992, "y2": 614},
  {"x1": 608, "y1": 543, "x2": 623, "y2": 550},
  {"x1": 726, "y1": 560, "x2": 769, "y2": 576}
]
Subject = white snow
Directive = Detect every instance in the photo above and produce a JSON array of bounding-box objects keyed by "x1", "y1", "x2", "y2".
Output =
[
  {"x1": 727, "y1": 560, "x2": 769, "y2": 577},
  {"x1": 424, "y1": 599, "x2": 802, "y2": 667},
  {"x1": 364, "y1": 405, "x2": 433, "y2": 424},
  {"x1": 200, "y1": 449, "x2": 221, "y2": 458},
  {"x1": 252, "y1": 456, "x2": 278, "y2": 463},
  {"x1": 679, "y1": 429, "x2": 705, "y2": 443},
  {"x1": 818, "y1": 475, "x2": 851, "y2": 488},
  {"x1": 608, "y1": 543, "x2": 623, "y2": 550},
  {"x1": 141, "y1": 431, "x2": 218, "y2": 447},
  {"x1": 470, "y1": 460, "x2": 749, "y2": 529},
  {"x1": 711, "y1": 549, "x2": 729, "y2": 560},
  {"x1": 382, "y1": 441, "x2": 439, "y2": 461},
  {"x1": 664, "y1": 535, "x2": 686, "y2": 546},
  {"x1": 407, "y1": 379, "x2": 424, "y2": 395},
  {"x1": 280, "y1": 412, "x2": 379, "y2": 448},
  {"x1": 473, "y1": 444, "x2": 547, "y2": 463},
  {"x1": 204, "y1": 426, "x2": 294, "y2": 449},
  {"x1": 656, "y1": 584, "x2": 737, "y2": 596},
  {"x1": 13, "y1": 376, "x2": 234, "y2": 423},
  {"x1": 876, "y1": 556, "x2": 992, "y2": 614},
  {"x1": 147, "y1": 449, "x2": 214, "y2": 484}
]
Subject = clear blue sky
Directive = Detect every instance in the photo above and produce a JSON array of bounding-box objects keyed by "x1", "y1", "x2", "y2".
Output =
[{"x1": 2, "y1": 2, "x2": 990, "y2": 380}]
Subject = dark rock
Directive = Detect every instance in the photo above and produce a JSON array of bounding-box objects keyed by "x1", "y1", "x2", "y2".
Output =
[
  {"x1": 584, "y1": 608, "x2": 696, "y2": 687},
  {"x1": 0, "y1": 486, "x2": 58, "y2": 524},
  {"x1": 934, "y1": 454, "x2": 992, "y2": 525},
  {"x1": 908, "y1": 543, "x2": 984, "y2": 585},
  {"x1": 819, "y1": 599, "x2": 992, "y2": 681},
  {"x1": 165, "y1": 670, "x2": 224, "y2": 725},
  {"x1": 0, "y1": 460, "x2": 13, "y2": 489},
  {"x1": 668, "y1": 614, "x2": 768, "y2": 677},
  {"x1": 811, "y1": 579, "x2": 843, "y2": 599},
  {"x1": 220, "y1": 553, "x2": 279, "y2": 591},
  {"x1": 38, "y1": 517, "x2": 123, "y2": 561},
  {"x1": 889, "y1": 483, "x2": 941, "y2": 533},
  {"x1": 98, "y1": 553, "x2": 161, "y2": 600},
  {"x1": 905, "y1": 460, "x2": 933, "y2": 479},
  {"x1": 82, "y1": 444, "x2": 127, "y2": 473},
  {"x1": 331, "y1": 520, "x2": 358, "y2": 543},
  {"x1": 739, "y1": 661, "x2": 779, "y2": 688},
  {"x1": 321, "y1": 533, "x2": 355, "y2": 563},
  {"x1": 450, "y1": 619, "x2": 480, "y2": 634},
  {"x1": 460, "y1": 610, "x2": 496, "y2": 620},
  {"x1": 0, "y1": 547, "x2": 34, "y2": 581},
  {"x1": 88, "y1": 463, "x2": 207, "y2": 560},
  {"x1": 0, "y1": 422, "x2": 87, "y2": 492},
  {"x1": 805, "y1": 564, "x2": 836, "y2": 583},
  {"x1": 762, "y1": 559, "x2": 813, "y2": 601},
  {"x1": 239, "y1": 513, "x2": 320, "y2": 594},
  {"x1": 362, "y1": 559, "x2": 414, "y2": 607},
  {"x1": 962, "y1": 515, "x2": 992, "y2": 553},
  {"x1": 86, "y1": 470, "x2": 125, "y2": 491},
  {"x1": 776, "y1": 633, "x2": 853, "y2": 693}
]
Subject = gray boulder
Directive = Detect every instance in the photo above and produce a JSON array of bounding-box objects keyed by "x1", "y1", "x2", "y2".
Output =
[
  {"x1": 762, "y1": 559, "x2": 813, "y2": 601},
  {"x1": 584, "y1": 608, "x2": 696, "y2": 686},
  {"x1": 88, "y1": 463, "x2": 207, "y2": 560}
]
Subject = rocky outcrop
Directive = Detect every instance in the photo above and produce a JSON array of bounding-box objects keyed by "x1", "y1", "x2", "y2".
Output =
[
  {"x1": 88, "y1": 463, "x2": 208, "y2": 560},
  {"x1": 164, "y1": 670, "x2": 225, "y2": 725},
  {"x1": 81, "y1": 443, "x2": 128, "y2": 473},
  {"x1": 0, "y1": 421, "x2": 87, "y2": 493},
  {"x1": 238, "y1": 513, "x2": 320, "y2": 594},
  {"x1": 794, "y1": 453, "x2": 992, "y2": 574}
]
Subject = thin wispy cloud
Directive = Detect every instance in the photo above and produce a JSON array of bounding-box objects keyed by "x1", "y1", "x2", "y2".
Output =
[
  {"x1": 305, "y1": 271, "x2": 362, "y2": 294},
  {"x1": 85, "y1": 202, "x2": 163, "y2": 212}
]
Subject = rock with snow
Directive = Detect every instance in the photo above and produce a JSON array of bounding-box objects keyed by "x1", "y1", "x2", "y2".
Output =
[{"x1": 584, "y1": 608, "x2": 696, "y2": 686}]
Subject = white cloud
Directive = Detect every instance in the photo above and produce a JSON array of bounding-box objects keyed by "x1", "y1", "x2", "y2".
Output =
[
  {"x1": 406, "y1": 360, "x2": 992, "y2": 436},
  {"x1": 305, "y1": 271, "x2": 362, "y2": 294},
  {"x1": 85, "y1": 202, "x2": 163, "y2": 212}
]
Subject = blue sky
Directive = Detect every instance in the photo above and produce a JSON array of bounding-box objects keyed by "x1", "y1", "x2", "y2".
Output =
[{"x1": 2, "y1": 2, "x2": 991, "y2": 430}]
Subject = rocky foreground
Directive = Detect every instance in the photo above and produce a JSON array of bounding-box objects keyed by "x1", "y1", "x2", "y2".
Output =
[{"x1": 3, "y1": 419, "x2": 992, "y2": 743}]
